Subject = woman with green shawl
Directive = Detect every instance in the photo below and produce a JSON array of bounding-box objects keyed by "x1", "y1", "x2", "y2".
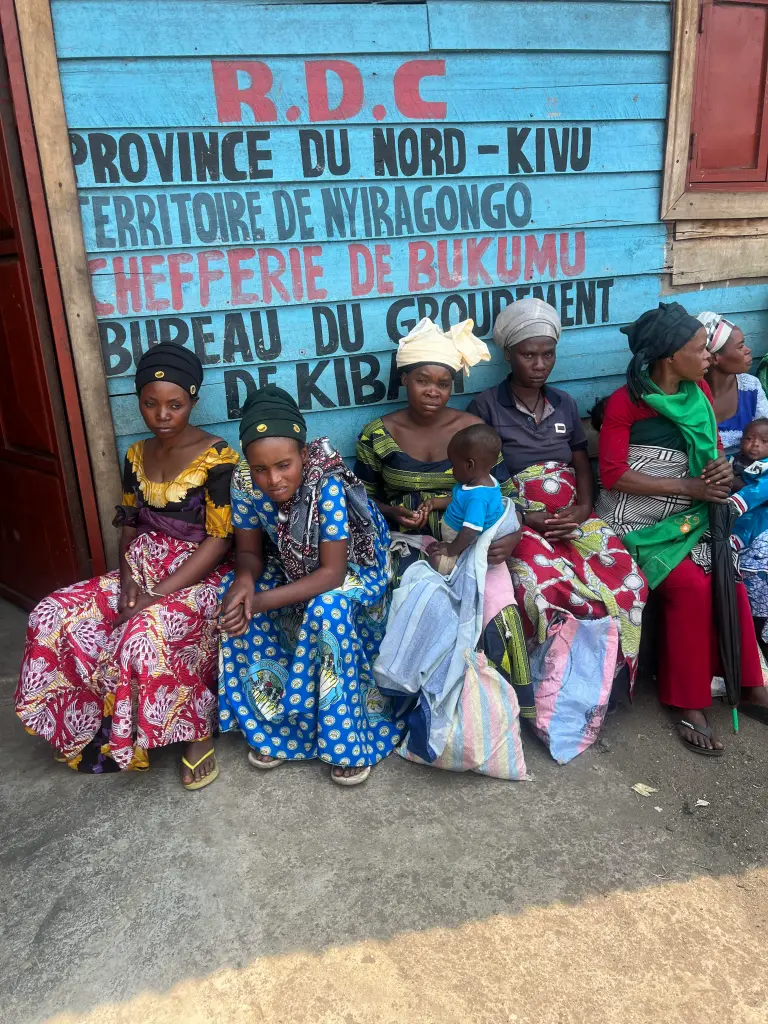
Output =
[{"x1": 596, "y1": 302, "x2": 768, "y2": 755}]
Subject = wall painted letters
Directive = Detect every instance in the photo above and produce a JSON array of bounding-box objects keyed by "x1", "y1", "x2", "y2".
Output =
[{"x1": 50, "y1": 0, "x2": 768, "y2": 460}]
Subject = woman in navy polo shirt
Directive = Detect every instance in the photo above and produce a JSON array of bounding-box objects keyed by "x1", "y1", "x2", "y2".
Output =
[{"x1": 469, "y1": 298, "x2": 648, "y2": 700}]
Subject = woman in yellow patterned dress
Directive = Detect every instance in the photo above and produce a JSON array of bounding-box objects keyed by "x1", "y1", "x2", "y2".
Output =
[{"x1": 16, "y1": 344, "x2": 238, "y2": 788}]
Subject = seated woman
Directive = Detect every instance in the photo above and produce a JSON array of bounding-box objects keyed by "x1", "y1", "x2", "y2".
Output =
[
  {"x1": 218, "y1": 385, "x2": 405, "y2": 787},
  {"x1": 354, "y1": 317, "x2": 533, "y2": 718},
  {"x1": 597, "y1": 302, "x2": 768, "y2": 755},
  {"x1": 698, "y1": 310, "x2": 768, "y2": 454},
  {"x1": 698, "y1": 312, "x2": 768, "y2": 641},
  {"x1": 16, "y1": 344, "x2": 238, "y2": 788},
  {"x1": 469, "y1": 298, "x2": 647, "y2": 697}
]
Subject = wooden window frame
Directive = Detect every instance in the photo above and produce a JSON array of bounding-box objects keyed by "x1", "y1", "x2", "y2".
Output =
[{"x1": 662, "y1": 0, "x2": 768, "y2": 219}]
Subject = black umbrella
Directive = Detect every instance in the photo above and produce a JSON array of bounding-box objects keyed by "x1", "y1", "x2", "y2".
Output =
[{"x1": 708, "y1": 500, "x2": 741, "y2": 730}]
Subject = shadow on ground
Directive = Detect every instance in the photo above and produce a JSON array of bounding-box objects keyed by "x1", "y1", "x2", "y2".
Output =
[{"x1": 3, "y1": 648, "x2": 768, "y2": 1024}]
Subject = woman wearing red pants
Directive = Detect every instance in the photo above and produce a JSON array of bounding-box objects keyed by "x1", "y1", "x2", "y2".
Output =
[{"x1": 596, "y1": 302, "x2": 768, "y2": 756}]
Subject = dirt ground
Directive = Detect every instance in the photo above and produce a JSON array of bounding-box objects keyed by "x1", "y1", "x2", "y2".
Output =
[{"x1": 2, "y1": 597, "x2": 768, "y2": 1024}]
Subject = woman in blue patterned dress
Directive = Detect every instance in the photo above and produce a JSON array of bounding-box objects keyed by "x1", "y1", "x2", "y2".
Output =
[
  {"x1": 218, "y1": 385, "x2": 406, "y2": 786},
  {"x1": 698, "y1": 310, "x2": 768, "y2": 453}
]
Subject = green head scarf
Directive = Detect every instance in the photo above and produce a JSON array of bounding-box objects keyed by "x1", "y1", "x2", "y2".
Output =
[{"x1": 239, "y1": 385, "x2": 307, "y2": 450}]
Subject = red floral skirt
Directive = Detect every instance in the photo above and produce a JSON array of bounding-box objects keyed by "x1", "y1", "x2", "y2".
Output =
[
  {"x1": 509, "y1": 463, "x2": 648, "y2": 683},
  {"x1": 16, "y1": 531, "x2": 227, "y2": 772}
]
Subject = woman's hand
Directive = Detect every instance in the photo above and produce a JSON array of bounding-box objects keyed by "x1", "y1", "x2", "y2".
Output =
[
  {"x1": 116, "y1": 590, "x2": 155, "y2": 625},
  {"x1": 683, "y1": 477, "x2": 730, "y2": 503},
  {"x1": 117, "y1": 576, "x2": 140, "y2": 615},
  {"x1": 518, "y1": 510, "x2": 549, "y2": 536},
  {"x1": 487, "y1": 529, "x2": 524, "y2": 565},
  {"x1": 702, "y1": 455, "x2": 733, "y2": 490},
  {"x1": 520, "y1": 505, "x2": 588, "y2": 542},
  {"x1": 487, "y1": 528, "x2": 523, "y2": 566},
  {"x1": 389, "y1": 505, "x2": 427, "y2": 530},
  {"x1": 543, "y1": 503, "x2": 590, "y2": 541},
  {"x1": 219, "y1": 573, "x2": 255, "y2": 636}
]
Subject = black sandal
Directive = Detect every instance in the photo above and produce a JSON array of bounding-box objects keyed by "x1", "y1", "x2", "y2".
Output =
[{"x1": 674, "y1": 718, "x2": 724, "y2": 757}]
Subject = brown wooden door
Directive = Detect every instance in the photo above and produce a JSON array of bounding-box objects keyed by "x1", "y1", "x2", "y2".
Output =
[{"x1": 0, "y1": 40, "x2": 88, "y2": 607}]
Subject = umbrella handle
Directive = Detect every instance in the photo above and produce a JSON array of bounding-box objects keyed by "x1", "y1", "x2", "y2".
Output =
[{"x1": 733, "y1": 707, "x2": 739, "y2": 733}]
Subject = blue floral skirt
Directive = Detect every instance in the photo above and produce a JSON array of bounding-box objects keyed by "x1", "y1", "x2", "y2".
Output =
[{"x1": 218, "y1": 559, "x2": 407, "y2": 766}]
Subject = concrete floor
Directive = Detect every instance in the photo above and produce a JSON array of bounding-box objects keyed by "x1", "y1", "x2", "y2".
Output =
[{"x1": 2, "y1": 597, "x2": 768, "y2": 1024}]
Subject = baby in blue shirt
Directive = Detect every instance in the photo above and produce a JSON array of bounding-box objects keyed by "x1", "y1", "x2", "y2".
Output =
[
  {"x1": 429, "y1": 423, "x2": 512, "y2": 575},
  {"x1": 731, "y1": 418, "x2": 768, "y2": 547}
]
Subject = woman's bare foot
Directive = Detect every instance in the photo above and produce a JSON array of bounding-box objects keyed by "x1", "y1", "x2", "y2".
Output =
[
  {"x1": 332, "y1": 765, "x2": 368, "y2": 779},
  {"x1": 743, "y1": 686, "x2": 768, "y2": 708},
  {"x1": 330, "y1": 765, "x2": 372, "y2": 787},
  {"x1": 674, "y1": 709, "x2": 724, "y2": 751},
  {"x1": 181, "y1": 739, "x2": 216, "y2": 785},
  {"x1": 738, "y1": 686, "x2": 768, "y2": 728},
  {"x1": 251, "y1": 750, "x2": 279, "y2": 764},
  {"x1": 247, "y1": 749, "x2": 283, "y2": 769}
]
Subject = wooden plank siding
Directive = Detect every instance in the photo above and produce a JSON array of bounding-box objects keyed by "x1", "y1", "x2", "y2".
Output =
[{"x1": 48, "y1": 0, "x2": 768, "y2": 463}]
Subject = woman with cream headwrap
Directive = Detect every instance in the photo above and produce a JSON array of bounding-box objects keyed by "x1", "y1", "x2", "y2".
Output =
[
  {"x1": 354, "y1": 317, "x2": 534, "y2": 719},
  {"x1": 468, "y1": 299, "x2": 648, "y2": 751},
  {"x1": 698, "y1": 310, "x2": 768, "y2": 452},
  {"x1": 355, "y1": 317, "x2": 503, "y2": 536}
]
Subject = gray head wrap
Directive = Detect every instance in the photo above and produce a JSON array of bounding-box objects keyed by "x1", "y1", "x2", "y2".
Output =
[{"x1": 493, "y1": 298, "x2": 562, "y2": 358}]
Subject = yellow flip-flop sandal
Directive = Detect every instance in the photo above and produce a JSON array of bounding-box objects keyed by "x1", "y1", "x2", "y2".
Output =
[{"x1": 181, "y1": 747, "x2": 219, "y2": 791}]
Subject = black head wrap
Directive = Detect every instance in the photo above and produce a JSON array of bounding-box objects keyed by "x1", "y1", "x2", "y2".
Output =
[
  {"x1": 622, "y1": 302, "x2": 704, "y2": 401},
  {"x1": 239, "y1": 384, "x2": 307, "y2": 450},
  {"x1": 135, "y1": 343, "x2": 203, "y2": 398},
  {"x1": 400, "y1": 360, "x2": 457, "y2": 377}
]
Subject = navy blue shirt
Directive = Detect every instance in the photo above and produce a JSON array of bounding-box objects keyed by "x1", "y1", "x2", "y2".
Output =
[{"x1": 468, "y1": 378, "x2": 587, "y2": 477}]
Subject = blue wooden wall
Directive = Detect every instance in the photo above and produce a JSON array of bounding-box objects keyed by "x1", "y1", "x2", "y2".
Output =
[{"x1": 50, "y1": 0, "x2": 768, "y2": 461}]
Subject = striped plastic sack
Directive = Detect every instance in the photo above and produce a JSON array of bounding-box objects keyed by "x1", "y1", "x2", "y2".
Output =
[
  {"x1": 399, "y1": 649, "x2": 528, "y2": 780},
  {"x1": 529, "y1": 614, "x2": 618, "y2": 765}
]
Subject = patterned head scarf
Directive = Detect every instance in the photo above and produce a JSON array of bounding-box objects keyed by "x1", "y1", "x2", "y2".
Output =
[
  {"x1": 696, "y1": 311, "x2": 737, "y2": 354},
  {"x1": 135, "y1": 342, "x2": 203, "y2": 397},
  {"x1": 239, "y1": 385, "x2": 307, "y2": 450},
  {"x1": 396, "y1": 318, "x2": 490, "y2": 377},
  {"x1": 622, "y1": 302, "x2": 704, "y2": 401},
  {"x1": 275, "y1": 439, "x2": 377, "y2": 581},
  {"x1": 493, "y1": 298, "x2": 561, "y2": 358}
]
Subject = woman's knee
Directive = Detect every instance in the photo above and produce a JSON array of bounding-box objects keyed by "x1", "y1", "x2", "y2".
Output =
[{"x1": 306, "y1": 590, "x2": 348, "y2": 615}]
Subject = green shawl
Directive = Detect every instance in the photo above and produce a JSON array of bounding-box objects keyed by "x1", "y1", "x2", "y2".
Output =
[{"x1": 623, "y1": 376, "x2": 718, "y2": 588}]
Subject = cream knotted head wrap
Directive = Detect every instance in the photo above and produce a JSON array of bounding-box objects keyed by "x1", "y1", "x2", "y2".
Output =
[{"x1": 396, "y1": 318, "x2": 490, "y2": 376}]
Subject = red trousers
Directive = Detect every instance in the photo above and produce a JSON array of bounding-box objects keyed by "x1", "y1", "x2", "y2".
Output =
[{"x1": 656, "y1": 557, "x2": 763, "y2": 709}]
